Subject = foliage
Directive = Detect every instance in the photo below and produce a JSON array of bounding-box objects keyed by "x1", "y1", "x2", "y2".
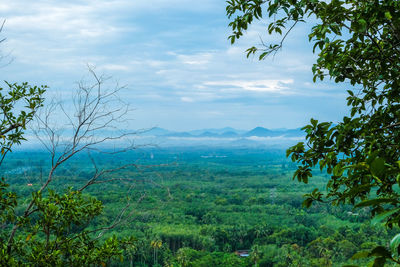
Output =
[
  {"x1": 227, "y1": 0, "x2": 400, "y2": 265},
  {"x1": 0, "y1": 82, "x2": 45, "y2": 160},
  {"x1": 4, "y1": 148, "x2": 394, "y2": 266},
  {"x1": 0, "y1": 182, "x2": 129, "y2": 266},
  {"x1": 0, "y1": 69, "x2": 138, "y2": 265}
]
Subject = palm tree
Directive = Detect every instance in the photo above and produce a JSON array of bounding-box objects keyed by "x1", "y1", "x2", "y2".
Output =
[
  {"x1": 250, "y1": 245, "x2": 261, "y2": 267},
  {"x1": 176, "y1": 248, "x2": 190, "y2": 267},
  {"x1": 150, "y1": 239, "x2": 162, "y2": 265}
]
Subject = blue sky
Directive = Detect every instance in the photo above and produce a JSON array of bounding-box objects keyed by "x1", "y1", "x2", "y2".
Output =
[{"x1": 1, "y1": 0, "x2": 349, "y2": 131}]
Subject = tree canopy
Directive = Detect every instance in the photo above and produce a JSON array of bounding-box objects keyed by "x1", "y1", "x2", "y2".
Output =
[
  {"x1": 0, "y1": 69, "x2": 139, "y2": 266},
  {"x1": 227, "y1": 0, "x2": 400, "y2": 264}
]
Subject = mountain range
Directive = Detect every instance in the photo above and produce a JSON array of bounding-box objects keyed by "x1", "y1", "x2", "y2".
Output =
[{"x1": 146, "y1": 126, "x2": 304, "y2": 138}]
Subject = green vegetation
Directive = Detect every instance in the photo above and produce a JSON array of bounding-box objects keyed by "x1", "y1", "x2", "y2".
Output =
[
  {"x1": 1, "y1": 148, "x2": 398, "y2": 266},
  {"x1": 227, "y1": 0, "x2": 400, "y2": 264},
  {"x1": 0, "y1": 82, "x2": 45, "y2": 158},
  {"x1": 1, "y1": 0, "x2": 399, "y2": 265},
  {"x1": 0, "y1": 70, "x2": 140, "y2": 266}
]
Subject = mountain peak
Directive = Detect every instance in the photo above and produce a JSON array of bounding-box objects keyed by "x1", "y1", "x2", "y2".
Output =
[{"x1": 244, "y1": 127, "x2": 272, "y2": 137}]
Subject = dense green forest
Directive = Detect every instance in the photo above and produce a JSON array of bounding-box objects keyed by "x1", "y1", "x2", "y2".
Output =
[
  {"x1": 2, "y1": 147, "x2": 397, "y2": 266},
  {"x1": 1, "y1": 0, "x2": 399, "y2": 265}
]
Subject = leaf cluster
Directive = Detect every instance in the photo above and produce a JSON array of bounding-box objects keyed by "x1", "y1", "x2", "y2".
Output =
[
  {"x1": 0, "y1": 183, "x2": 131, "y2": 266},
  {"x1": 0, "y1": 82, "x2": 46, "y2": 159},
  {"x1": 227, "y1": 0, "x2": 400, "y2": 265}
]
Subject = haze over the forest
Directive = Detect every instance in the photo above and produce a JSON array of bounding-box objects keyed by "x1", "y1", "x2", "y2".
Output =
[
  {"x1": 133, "y1": 126, "x2": 305, "y2": 148},
  {"x1": 18, "y1": 126, "x2": 305, "y2": 150}
]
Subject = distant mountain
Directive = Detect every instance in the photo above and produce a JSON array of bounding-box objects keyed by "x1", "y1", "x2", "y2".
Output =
[
  {"x1": 219, "y1": 131, "x2": 239, "y2": 138},
  {"x1": 143, "y1": 126, "x2": 305, "y2": 139},
  {"x1": 243, "y1": 127, "x2": 275, "y2": 137},
  {"x1": 189, "y1": 127, "x2": 245, "y2": 135},
  {"x1": 243, "y1": 127, "x2": 305, "y2": 137},
  {"x1": 164, "y1": 132, "x2": 193, "y2": 137},
  {"x1": 198, "y1": 131, "x2": 220, "y2": 137},
  {"x1": 146, "y1": 127, "x2": 172, "y2": 136}
]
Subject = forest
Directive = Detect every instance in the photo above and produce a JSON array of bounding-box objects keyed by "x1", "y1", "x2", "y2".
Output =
[
  {"x1": 1, "y1": 147, "x2": 397, "y2": 266},
  {"x1": 1, "y1": 0, "x2": 400, "y2": 266}
]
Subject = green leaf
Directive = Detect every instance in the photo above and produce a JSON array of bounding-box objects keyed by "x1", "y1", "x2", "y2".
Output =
[
  {"x1": 371, "y1": 208, "x2": 400, "y2": 226},
  {"x1": 372, "y1": 257, "x2": 386, "y2": 267},
  {"x1": 358, "y1": 19, "x2": 367, "y2": 32},
  {"x1": 345, "y1": 184, "x2": 372, "y2": 197},
  {"x1": 355, "y1": 198, "x2": 397, "y2": 208},
  {"x1": 259, "y1": 52, "x2": 268, "y2": 60},
  {"x1": 351, "y1": 250, "x2": 370, "y2": 260},
  {"x1": 369, "y1": 246, "x2": 391, "y2": 258},
  {"x1": 366, "y1": 151, "x2": 379, "y2": 164},
  {"x1": 370, "y1": 158, "x2": 385, "y2": 178},
  {"x1": 333, "y1": 164, "x2": 344, "y2": 177},
  {"x1": 385, "y1": 11, "x2": 392, "y2": 20},
  {"x1": 390, "y1": 233, "x2": 400, "y2": 253}
]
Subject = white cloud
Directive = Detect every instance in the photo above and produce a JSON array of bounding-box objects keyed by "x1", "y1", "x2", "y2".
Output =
[
  {"x1": 145, "y1": 60, "x2": 166, "y2": 68},
  {"x1": 204, "y1": 79, "x2": 294, "y2": 93},
  {"x1": 246, "y1": 136, "x2": 304, "y2": 141},
  {"x1": 0, "y1": 1, "x2": 347, "y2": 131},
  {"x1": 200, "y1": 111, "x2": 223, "y2": 117},
  {"x1": 6, "y1": 3, "x2": 132, "y2": 41},
  {"x1": 177, "y1": 90, "x2": 221, "y2": 103},
  {"x1": 176, "y1": 53, "x2": 213, "y2": 66},
  {"x1": 226, "y1": 47, "x2": 243, "y2": 56},
  {"x1": 180, "y1": 96, "x2": 194, "y2": 102},
  {"x1": 101, "y1": 64, "x2": 131, "y2": 71}
]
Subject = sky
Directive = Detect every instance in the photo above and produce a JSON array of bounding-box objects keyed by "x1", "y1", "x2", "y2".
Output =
[{"x1": 0, "y1": 0, "x2": 350, "y2": 131}]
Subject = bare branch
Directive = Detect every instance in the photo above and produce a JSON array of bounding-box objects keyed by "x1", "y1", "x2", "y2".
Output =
[{"x1": 7, "y1": 67, "x2": 145, "y2": 253}]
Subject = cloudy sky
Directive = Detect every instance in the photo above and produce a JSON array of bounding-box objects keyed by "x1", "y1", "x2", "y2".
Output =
[{"x1": 1, "y1": 0, "x2": 349, "y2": 131}]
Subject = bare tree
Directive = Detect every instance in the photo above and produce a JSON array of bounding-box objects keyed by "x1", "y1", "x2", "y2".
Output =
[
  {"x1": 0, "y1": 19, "x2": 14, "y2": 67},
  {"x1": 33, "y1": 66, "x2": 140, "y2": 190},
  {"x1": 6, "y1": 66, "x2": 147, "y2": 253},
  {"x1": 0, "y1": 20, "x2": 6, "y2": 44}
]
